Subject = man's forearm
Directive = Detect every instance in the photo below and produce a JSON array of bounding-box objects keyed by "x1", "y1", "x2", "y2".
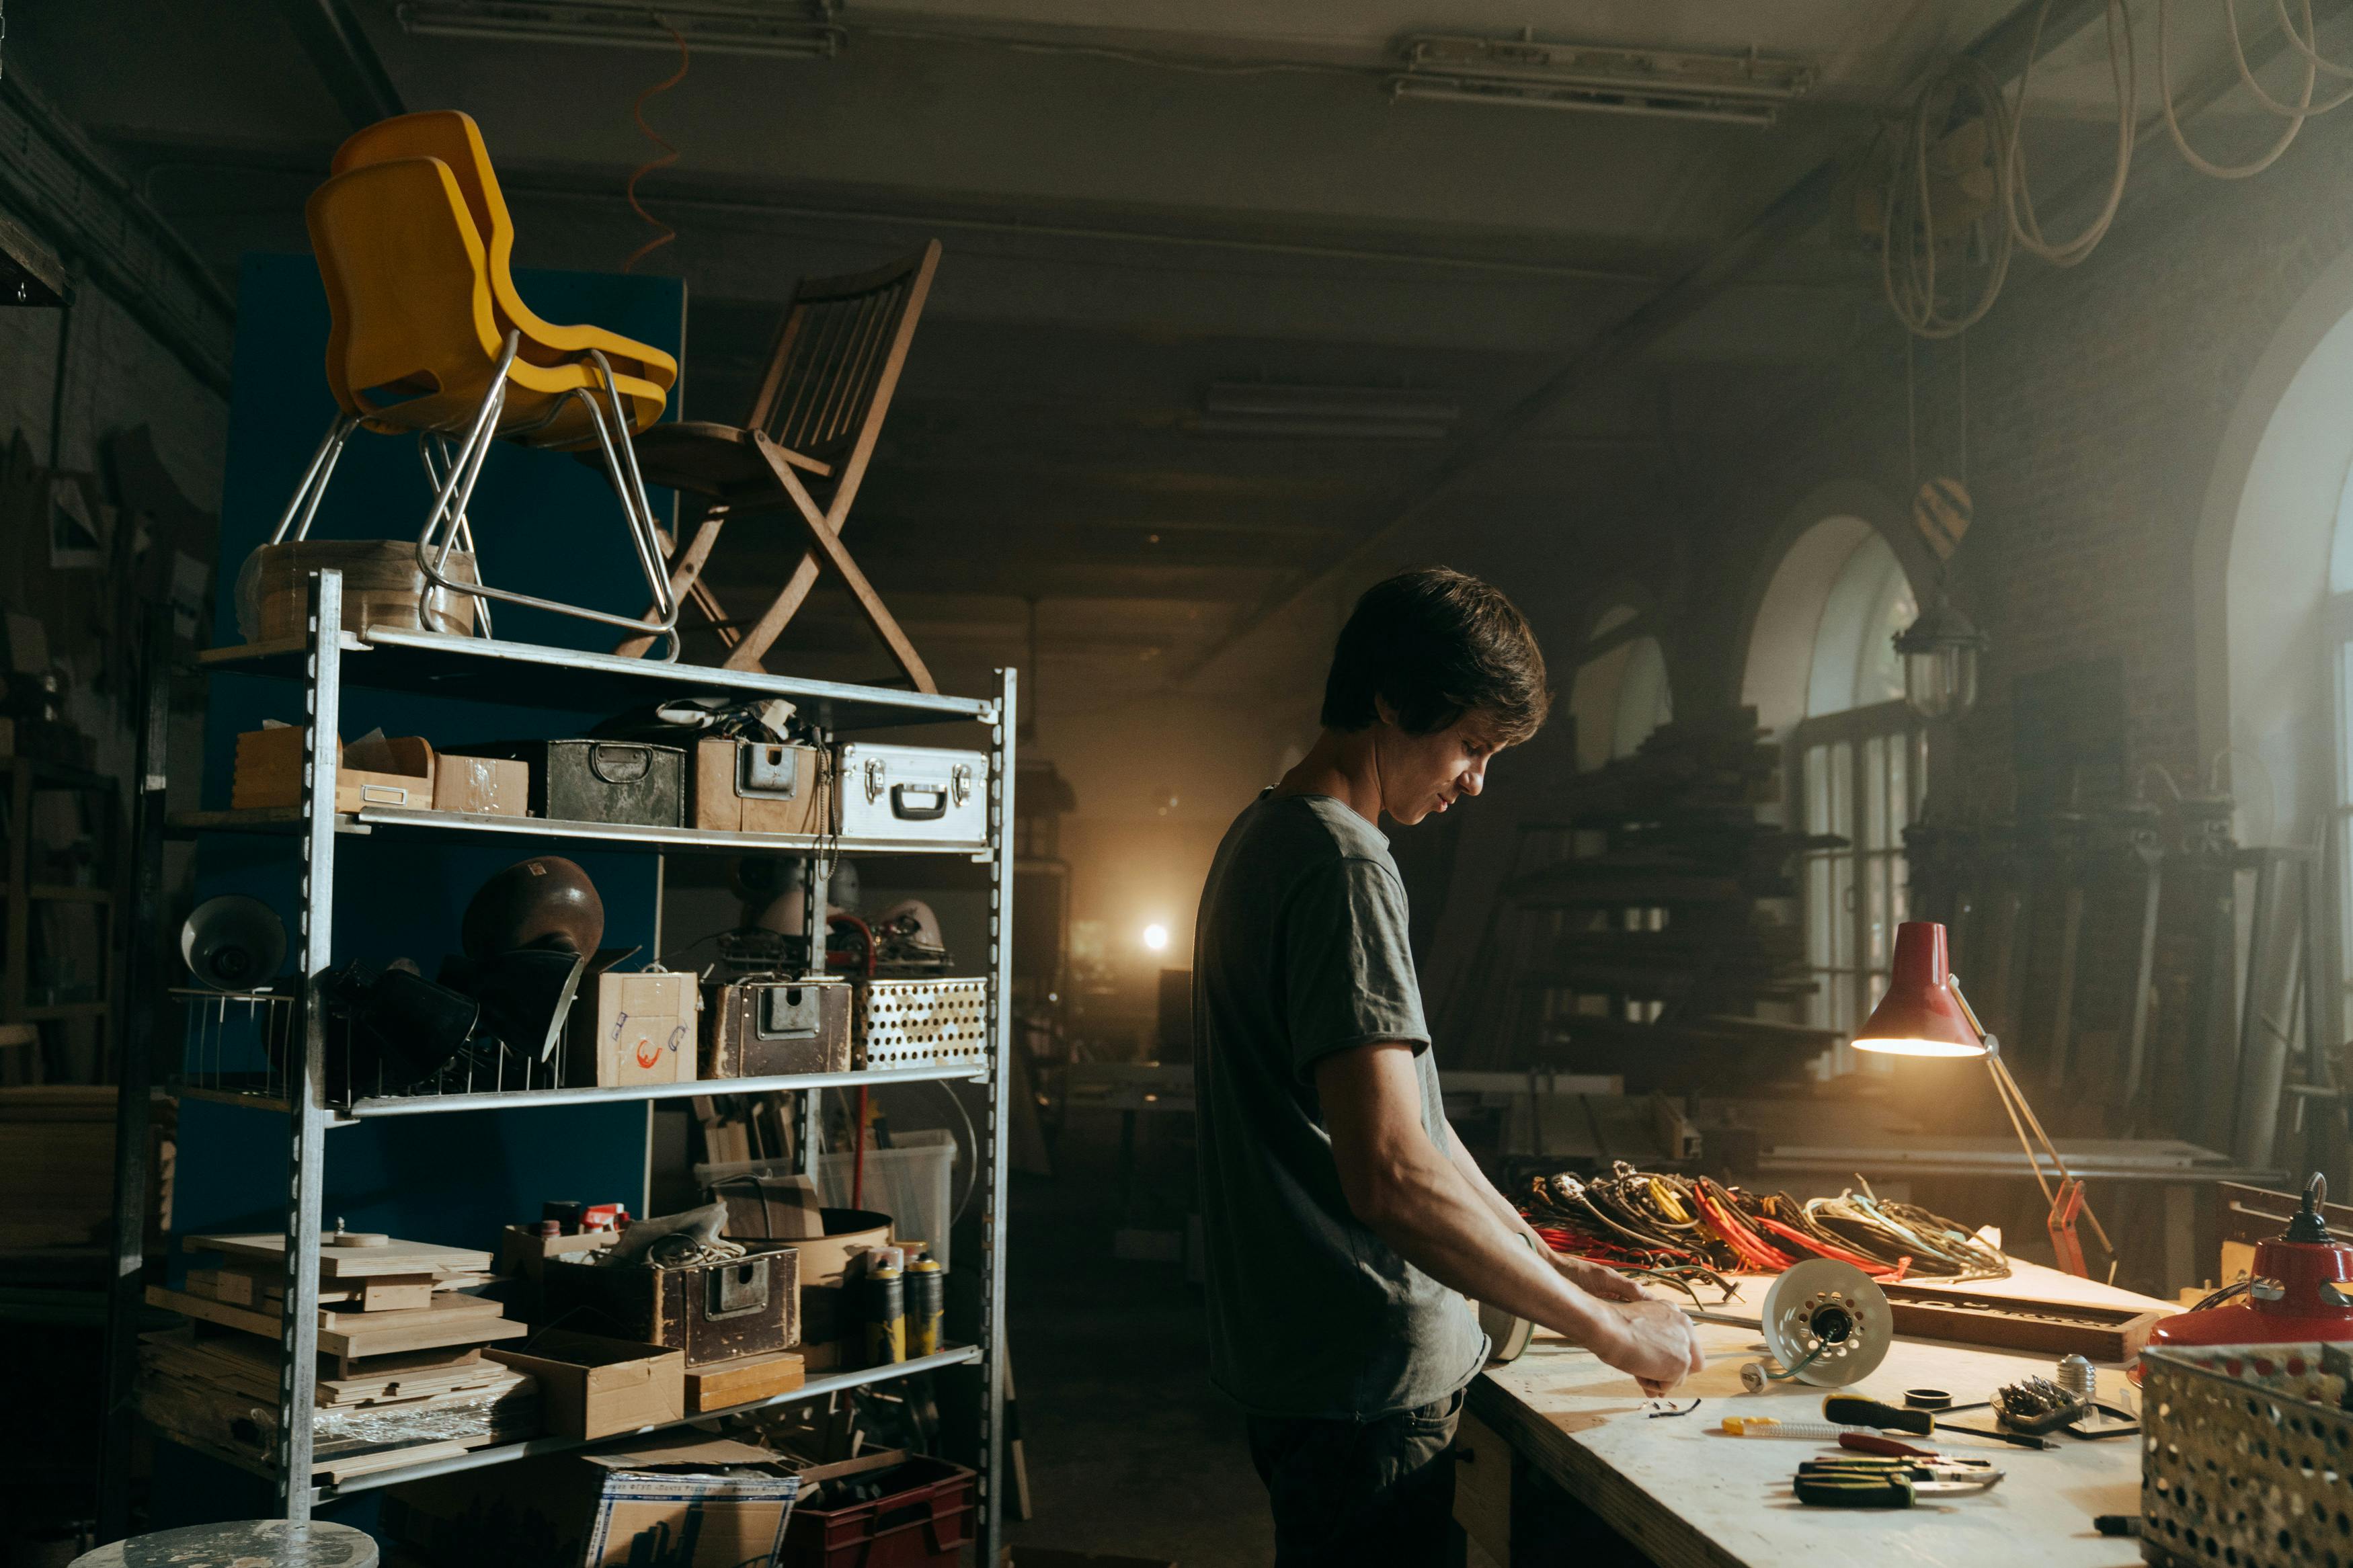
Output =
[
  {"x1": 1444, "y1": 1122, "x2": 1549, "y2": 1248},
  {"x1": 1359, "y1": 1138, "x2": 1632, "y2": 1360}
]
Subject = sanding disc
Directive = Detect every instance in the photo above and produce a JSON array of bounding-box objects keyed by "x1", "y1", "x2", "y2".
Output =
[{"x1": 1758, "y1": 1258, "x2": 1892, "y2": 1387}]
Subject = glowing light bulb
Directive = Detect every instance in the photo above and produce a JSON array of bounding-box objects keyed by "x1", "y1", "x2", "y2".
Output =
[{"x1": 1142, "y1": 923, "x2": 1169, "y2": 952}]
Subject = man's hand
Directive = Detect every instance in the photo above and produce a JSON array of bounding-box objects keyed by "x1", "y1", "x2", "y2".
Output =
[
  {"x1": 1597, "y1": 1299, "x2": 1706, "y2": 1395},
  {"x1": 1546, "y1": 1250, "x2": 1645, "y2": 1303}
]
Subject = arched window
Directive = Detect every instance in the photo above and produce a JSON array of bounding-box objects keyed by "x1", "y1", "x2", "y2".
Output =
[
  {"x1": 1568, "y1": 604, "x2": 1672, "y2": 772},
  {"x1": 1747, "y1": 518, "x2": 1926, "y2": 1046}
]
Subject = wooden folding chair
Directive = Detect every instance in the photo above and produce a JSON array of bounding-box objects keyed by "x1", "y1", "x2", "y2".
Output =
[{"x1": 616, "y1": 242, "x2": 941, "y2": 690}]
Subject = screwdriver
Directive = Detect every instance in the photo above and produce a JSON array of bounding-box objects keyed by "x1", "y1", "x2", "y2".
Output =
[{"x1": 1821, "y1": 1395, "x2": 2053, "y2": 1450}]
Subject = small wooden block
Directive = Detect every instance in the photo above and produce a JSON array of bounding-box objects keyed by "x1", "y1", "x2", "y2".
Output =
[
  {"x1": 685, "y1": 1352, "x2": 805, "y2": 1412},
  {"x1": 360, "y1": 1279, "x2": 434, "y2": 1311},
  {"x1": 184, "y1": 1267, "x2": 263, "y2": 1308}
]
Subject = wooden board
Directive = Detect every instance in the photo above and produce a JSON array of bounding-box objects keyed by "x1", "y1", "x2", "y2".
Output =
[
  {"x1": 185, "y1": 1266, "x2": 436, "y2": 1311},
  {"x1": 686, "y1": 1352, "x2": 805, "y2": 1412},
  {"x1": 147, "y1": 1285, "x2": 526, "y2": 1358},
  {"x1": 1471, "y1": 1260, "x2": 2163, "y2": 1568},
  {"x1": 1880, "y1": 1282, "x2": 2168, "y2": 1360},
  {"x1": 184, "y1": 1232, "x2": 493, "y2": 1280}
]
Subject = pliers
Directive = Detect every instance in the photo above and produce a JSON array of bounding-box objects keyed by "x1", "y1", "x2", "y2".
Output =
[{"x1": 1793, "y1": 1456, "x2": 2004, "y2": 1508}]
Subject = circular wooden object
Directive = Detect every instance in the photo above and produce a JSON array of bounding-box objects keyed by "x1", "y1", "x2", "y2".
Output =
[
  {"x1": 73, "y1": 1520, "x2": 378, "y2": 1568},
  {"x1": 325, "y1": 1230, "x2": 391, "y2": 1248}
]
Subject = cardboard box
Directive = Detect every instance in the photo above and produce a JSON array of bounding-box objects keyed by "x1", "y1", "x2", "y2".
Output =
[
  {"x1": 694, "y1": 738, "x2": 834, "y2": 835},
  {"x1": 233, "y1": 726, "x2": 432, "y2": 813},
  {"x1": 382, "y1": 1434, "x2": 799, "y2": 1568},
  {"x1": 686, "y1": 1350, "x2": 805, "y2": 1412},
  {"x1": 432, "y1": 752, "x2": 529, "y2": 817},
  {"x1": 570, "y1": 968, "x2": 699, "y2": 1087},
  {"x1": 484, "y1": 1329, "x2": 684, "y2": 1438}
]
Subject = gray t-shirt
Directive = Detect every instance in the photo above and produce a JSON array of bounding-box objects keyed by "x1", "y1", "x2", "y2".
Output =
[{"x1": 1191, "y1": 790, "x2": 1486, "y2": 1419}]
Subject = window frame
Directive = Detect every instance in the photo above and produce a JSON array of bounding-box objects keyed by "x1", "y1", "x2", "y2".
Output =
[{"x1": 1789, "y1": 698, "x2": 1927, "y2": 1065}]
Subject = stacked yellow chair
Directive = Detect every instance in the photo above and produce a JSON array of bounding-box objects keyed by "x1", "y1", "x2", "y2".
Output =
[{"x1": 271, "y1": 110, "x2": 682, "y2": 653}]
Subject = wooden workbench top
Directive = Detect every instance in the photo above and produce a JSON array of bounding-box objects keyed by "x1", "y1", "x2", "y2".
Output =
[{"x1": 1470, "y1": 1262, "x2": 2164, "y2": 1568}]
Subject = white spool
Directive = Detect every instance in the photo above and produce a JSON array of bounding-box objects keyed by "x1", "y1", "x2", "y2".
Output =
[{"x1": 1756, "y1": 1258, "x2": 1892, "y2": 1388}]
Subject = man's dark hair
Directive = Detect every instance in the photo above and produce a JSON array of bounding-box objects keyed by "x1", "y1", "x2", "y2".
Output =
[{"x1": 1320, "y1": 567, "x2": 1550, "y2": 742}]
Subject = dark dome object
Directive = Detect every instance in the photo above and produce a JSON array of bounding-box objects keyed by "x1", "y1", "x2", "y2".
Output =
[{"x1": 462, "y1": 856, "x2": 604, "y2": 958}]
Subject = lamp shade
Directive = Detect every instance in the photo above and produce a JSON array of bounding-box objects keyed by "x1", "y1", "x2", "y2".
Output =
[{"x1": 1851, "y1": 921, "x2": 1985, "y2": 1057}]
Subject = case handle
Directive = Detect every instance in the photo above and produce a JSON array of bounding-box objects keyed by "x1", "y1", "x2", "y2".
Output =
[
  {"x1": 891, "y1": 782, "x2": 948, "y2": 821},
  {"x1": 588, "y1": 743, "x2": 652, "y2": 784}
]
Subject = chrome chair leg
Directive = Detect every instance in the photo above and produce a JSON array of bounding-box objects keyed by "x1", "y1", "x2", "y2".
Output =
[
  {"x1": 271, "y1": 415, "x2": 358, "y2": 545},
  {"x1": 407, "y1": 330, "x2": 688, "y2": 654}
]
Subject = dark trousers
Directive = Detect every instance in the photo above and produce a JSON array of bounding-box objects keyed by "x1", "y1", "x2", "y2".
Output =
[{"x1": 1246, "y1": 1389, "x2": 1463, "y2": 1567}]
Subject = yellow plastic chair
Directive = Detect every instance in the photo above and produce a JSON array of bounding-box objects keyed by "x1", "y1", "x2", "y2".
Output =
[
  {"x1": 273, "y1": 151, "x2": 680, "y2": 653},
  {"x1": 329, "y1": 110, "x2": 678, "y2": 397}
]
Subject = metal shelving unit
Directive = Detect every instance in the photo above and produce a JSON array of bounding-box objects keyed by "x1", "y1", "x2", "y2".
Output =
[{"x1": 102, "y1": 571, "x2": 1017, "y2": 1559}]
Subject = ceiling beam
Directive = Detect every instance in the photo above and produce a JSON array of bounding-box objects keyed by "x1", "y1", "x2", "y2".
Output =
[
  {"x1": 273, "y1": 0, "x2": 406, "y2": 129},
  {"x1": 1166, "y1": 0, "x2": 2127, "y2": 690}
]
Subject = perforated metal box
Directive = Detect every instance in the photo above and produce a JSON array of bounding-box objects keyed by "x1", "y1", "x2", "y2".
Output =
[
  {"x1": 856, "y1": 977, "x2": 990, "y2": 1070},
  {"x1": 2139, "y1": 1342, "x2": 2353, "y2": 1566}
]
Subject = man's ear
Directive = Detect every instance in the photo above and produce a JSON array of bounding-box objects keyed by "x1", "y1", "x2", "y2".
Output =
[{"x1": 1373, "y1": 695, "x2": 1400, "y2": 730}]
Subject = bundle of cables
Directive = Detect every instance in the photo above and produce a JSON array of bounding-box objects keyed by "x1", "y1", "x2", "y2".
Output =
[{"x1": 1521, "y1": 1161, "x2": 2008, "y2": 1301}]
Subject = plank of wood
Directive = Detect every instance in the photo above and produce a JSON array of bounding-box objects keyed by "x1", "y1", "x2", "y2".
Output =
[
  {"x1": 685, "y1": 1352, "x2": 804, "y2": 1412},
  {"x1": 148, "y1": 1284, "x2": 525, "y2": 1357},
  {"x1": 321, "y1": 1313, "x2": 526, "y2": 1360},
  {"x1": 184, "y1": 1232, "x2": 493, "y2": 1280},
  {"x1": 319, "y1": 1293, "x2": 504, "y2": 1329},
  {"x1": 1880, "y1": 1285, "x2": 2166, "y2": 1361},
  {"x1": 318, "y1": 1438, "x2": 474, "y2": 1483}
]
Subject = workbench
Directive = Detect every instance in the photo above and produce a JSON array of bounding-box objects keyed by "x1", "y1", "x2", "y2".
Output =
[{"x1": 1462, "y1": 1261, "x2": 2165, "y2": 1567}]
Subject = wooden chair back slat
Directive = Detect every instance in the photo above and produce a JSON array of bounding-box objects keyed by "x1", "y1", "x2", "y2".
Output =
[{"x1": 752, "y1": 243, "x2": 939, "y2": 469}]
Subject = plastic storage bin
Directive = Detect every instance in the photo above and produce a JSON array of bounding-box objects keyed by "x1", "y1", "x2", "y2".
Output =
[
  {"x1": 815, "y1": 1128, "x2": 956, "y2": 1268},
  {"x1": 782, "y1": 1456, "x2": 976, "y2": 1568}
]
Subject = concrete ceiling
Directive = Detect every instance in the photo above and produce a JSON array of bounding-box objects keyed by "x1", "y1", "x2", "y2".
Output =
[{"x1": 3, "y1": 0, "x2": 2300, "y2": 699}]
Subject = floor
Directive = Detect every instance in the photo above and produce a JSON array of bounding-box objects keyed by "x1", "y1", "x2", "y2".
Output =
[{"x1": 999, "y1": 1110, "x2": 1275, "y2": 1567}]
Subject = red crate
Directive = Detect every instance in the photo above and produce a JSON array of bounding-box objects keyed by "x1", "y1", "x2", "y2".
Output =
[{"x1": 782, "y1": 1456, "x2": 978, "y2": 1568}]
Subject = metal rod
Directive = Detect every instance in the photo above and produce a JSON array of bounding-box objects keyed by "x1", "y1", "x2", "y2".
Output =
[
  {"x1": 279, "y1": 568, "x2": 344, "y2": 1518},
  {"x1": 980, "y1": 665, "x2": 1017, "y2": 1566},
  {"x1": 97, "y1": 609, "x2": 173, "y2": 1542}
]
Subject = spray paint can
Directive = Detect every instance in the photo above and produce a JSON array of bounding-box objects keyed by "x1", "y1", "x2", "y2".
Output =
[
  {"x1": 907, "y1": 1253, "x2": 945, "y2": 1358},
  {"x1": 863, "y1": 1259, "x2": 906, "y2": 1366}
]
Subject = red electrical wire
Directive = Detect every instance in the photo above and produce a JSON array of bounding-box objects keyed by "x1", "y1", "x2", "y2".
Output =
[
  {"x1": 828, "y1": 913, "x2": 878, "y2": 1208},
  {"x1": 621, "y1": 24, "x2": 690, "y2": 275}
]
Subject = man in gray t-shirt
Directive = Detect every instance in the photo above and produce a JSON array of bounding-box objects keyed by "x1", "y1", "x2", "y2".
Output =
[{"x1": 1193, "y1": 569, "x2": 1703, "y2": 1567}]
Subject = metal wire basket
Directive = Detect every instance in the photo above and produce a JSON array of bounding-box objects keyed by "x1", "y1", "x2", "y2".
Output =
[
  {"x1": 856, "y1": 977, "x2": 990, "y2": 1070},
  {"x1": 2139, "y1": 1342, "x2": 2353, "y2": 1567}
]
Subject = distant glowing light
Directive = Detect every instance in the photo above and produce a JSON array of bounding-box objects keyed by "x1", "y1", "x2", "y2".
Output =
[{"x1": 1142, "y1": 923, "x2": 1169, "y2": 952}]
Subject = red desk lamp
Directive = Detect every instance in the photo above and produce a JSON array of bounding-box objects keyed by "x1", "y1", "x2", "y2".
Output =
[{"x1": 1851, "y1": 921, "x2": 2111, "y2": 1277}]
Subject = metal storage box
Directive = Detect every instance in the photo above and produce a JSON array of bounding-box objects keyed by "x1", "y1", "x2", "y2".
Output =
[
  {"x1": 2139, "y1": 1342, "x2": 2353, "y2": 1566},
  {"x1": 451, "y1": 739, "x2": 685, "y2": 827},
  {"x1": 855, "y1": 977, "x2": 990, "y2": 1071},
  {"x1": 539, "y1": 1244, "x2": 800, "y2": 1368},
  {"x1": 838, "y1": 743, "x2": 987, "y2": 845},
  {"x1": 706, "y1": 975, "x2": 853, "y2": 1077}
]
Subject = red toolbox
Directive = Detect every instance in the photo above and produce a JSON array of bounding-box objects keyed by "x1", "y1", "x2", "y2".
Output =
[{"x1": 783, "y1": 1455, "x2": 978, "y2": 1567}]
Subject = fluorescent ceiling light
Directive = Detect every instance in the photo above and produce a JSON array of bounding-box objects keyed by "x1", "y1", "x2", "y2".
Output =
[
  {"x1": 396, "y1": 1, "x2": 844, "y2": 58},
  {"x1": 1199, "y1": 382, "x2": 1458, "y2": 442},
  {"x1": 1393, "y1": 34, "x2": 1813, "y2": 126}
]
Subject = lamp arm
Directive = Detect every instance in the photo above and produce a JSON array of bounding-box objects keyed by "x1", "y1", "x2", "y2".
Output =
[{"x1": 1948, "y1": 976, "x2": 2113, "y2": 1255}]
